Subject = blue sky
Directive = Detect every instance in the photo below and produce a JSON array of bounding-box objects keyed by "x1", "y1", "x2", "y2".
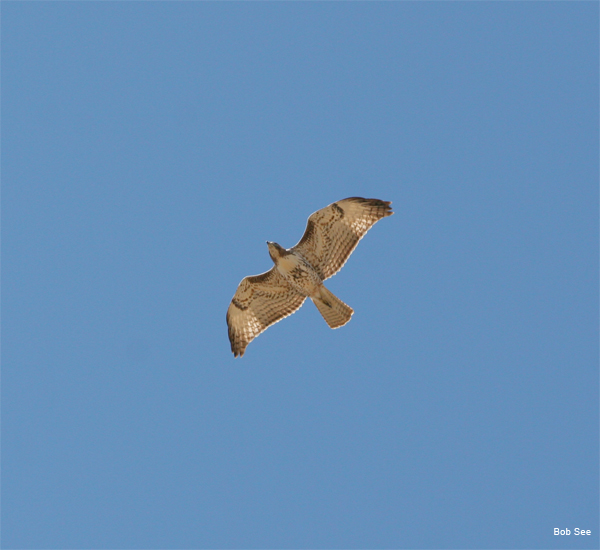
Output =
[{"x1": 3, "y1": 2, "x2": 598, "y2": 549}]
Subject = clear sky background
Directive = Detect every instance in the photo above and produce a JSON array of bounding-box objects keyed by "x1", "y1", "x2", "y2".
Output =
[{"x1": 3, "y1": 2, "x2": 598, "y2": 549}]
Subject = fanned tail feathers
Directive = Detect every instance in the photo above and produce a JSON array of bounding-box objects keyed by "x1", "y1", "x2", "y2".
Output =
[{"x1": 312, "y1": 286, "x2": 353, "y2": 329}]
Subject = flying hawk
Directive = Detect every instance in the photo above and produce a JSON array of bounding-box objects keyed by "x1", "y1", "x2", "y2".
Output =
[{"x1": 227, "y1": 197, "x2": 393, "y2": 357}]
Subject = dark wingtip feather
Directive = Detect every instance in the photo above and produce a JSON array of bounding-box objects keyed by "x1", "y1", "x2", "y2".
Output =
[{"x1": 342, "y1": 197, "x2": 393, "y2": 216}]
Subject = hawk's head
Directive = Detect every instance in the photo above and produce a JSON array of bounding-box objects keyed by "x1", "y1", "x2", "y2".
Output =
[{"x1": 267, "y1": 241, "x2": 287, "y2": 262}]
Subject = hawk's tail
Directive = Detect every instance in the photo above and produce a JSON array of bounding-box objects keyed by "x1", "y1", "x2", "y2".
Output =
[{"x1": 312, "y1": 286, "x2": 354, "y2": 329}]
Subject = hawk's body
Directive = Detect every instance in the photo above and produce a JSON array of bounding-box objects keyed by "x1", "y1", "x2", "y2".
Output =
[{"x1": 227, "y1": 197, "x2": 393, "y2": 357}]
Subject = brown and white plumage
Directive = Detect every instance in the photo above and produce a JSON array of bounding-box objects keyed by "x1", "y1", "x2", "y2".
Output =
[
  {"x1": 293, "y1": 197, "x2": 393, "y2": 280},
  {"x1": 227, "y1": 197, "x2": 393, "y2": 357},
  {"x1": 226, "y1": 268, "x2": 306, "y2": 358}
]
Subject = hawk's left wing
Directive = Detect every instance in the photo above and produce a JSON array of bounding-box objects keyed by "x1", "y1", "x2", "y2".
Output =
[
  {"x1": 227, "y1": 267, "x2": 306, "y2": 357},
  {"x1": 292, "y1": 197, "x2": 393, "y2": 280}
]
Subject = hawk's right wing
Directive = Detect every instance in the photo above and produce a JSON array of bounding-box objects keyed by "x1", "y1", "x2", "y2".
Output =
[{"x1": 226, "y1": 267, "x2": 306, "y2": 357}]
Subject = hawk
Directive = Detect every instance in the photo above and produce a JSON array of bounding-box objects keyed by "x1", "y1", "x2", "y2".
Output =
[{"x1": 227, "y1": 197, "x2": 393, "y2": 357}]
